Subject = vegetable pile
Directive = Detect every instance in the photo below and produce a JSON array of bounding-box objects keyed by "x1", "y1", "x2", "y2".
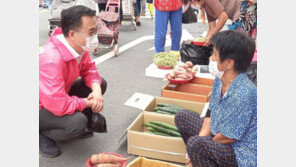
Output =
[
  {"x1": 144, "y1": 121, "x2": 181, "y2": 137},
  {"x1": 168, "y1": 61, "x2": 198, "y2": 80},
  {"x1": 153, "y1": 52, "x2": 178, "y2": 67},
  {"x1": 90, "y1": 153, "x2": 132, "y2": 167},
  {"x1": 193, "y1": 36, "x2": 206, "y2": 42},
  {"x1": 154, "y1": 103, "x2": 194, "y2": 115}
]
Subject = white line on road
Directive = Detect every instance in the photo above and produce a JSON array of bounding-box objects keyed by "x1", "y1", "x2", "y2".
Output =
[{"x1": 93, "y1": 35, "x2": 154, "y2": 65}]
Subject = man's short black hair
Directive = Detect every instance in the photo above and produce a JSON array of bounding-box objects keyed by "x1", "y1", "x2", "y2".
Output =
[
  {"x1": 61, "y1": 5, "x2": 96, "y2": 37},
  {"x1": 210, "y1": 30, "x2": 256, "y2": 73}
]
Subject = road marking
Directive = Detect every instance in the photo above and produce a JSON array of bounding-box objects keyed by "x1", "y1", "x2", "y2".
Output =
[
  {"x1": 39, "y1": 9, "x2": 49, "y2": 14},
  {"x1": 93, "y1": 35, "x2": 154, "y2": 65},
  {"x1": 146, "y1": 29, "x2": 194, "y2": 51}
]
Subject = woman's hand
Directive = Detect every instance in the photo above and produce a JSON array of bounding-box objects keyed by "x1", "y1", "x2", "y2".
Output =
[{"x1": 204, "y1": 34, "x2": 212, "y2": 47}]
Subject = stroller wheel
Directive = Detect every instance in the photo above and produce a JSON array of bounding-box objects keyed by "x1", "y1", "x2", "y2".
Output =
[
  {"x1": 93, "y1": 48, "x2": 99, "y2": 56},
  {"x1": 113, "y1": 44, "x2": 119, "y2": 56}
]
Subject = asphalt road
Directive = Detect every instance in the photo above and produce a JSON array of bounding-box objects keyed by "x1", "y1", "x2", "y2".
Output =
[{"x1": 39, "y1": 6, "x2": 211, "y2": 167}]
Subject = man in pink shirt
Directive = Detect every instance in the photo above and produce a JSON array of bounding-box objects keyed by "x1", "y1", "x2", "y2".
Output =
[{"x1": 39, "y1": 6, "x2": 107, "y2": 158}]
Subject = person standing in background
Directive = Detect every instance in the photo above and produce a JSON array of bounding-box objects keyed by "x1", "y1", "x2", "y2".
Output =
[
  {"x1": 154, "y1": 0, "x2": 183, "y2": 53},
  {"x1": 191, "y1": 0, "x2": 257, "y2": 46},
  {"x1": 133, "y1": 0, "x2": 142, "y2": 26},
  {"x1": 140, "y1": 0, "x2": 147, "y2": 16}
]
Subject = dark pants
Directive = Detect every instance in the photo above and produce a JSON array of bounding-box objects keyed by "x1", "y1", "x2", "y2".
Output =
[
  {"x1": 175, "y1": 110, "x2": 238, "y2": 167},
  {"x1": 133, "y1": 0, "x2": 141, "y2": 16},
  {"x1": 39, "y1": 78, "x2": 107, "y2": 141}
]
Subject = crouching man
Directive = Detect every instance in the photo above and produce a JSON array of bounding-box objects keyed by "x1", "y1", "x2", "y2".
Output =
[{"x1": 39, "y1": 5, "x2": 107, "y2": 158}]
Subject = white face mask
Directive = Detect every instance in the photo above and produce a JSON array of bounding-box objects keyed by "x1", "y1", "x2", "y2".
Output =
[
  {"x1": 75, "y1": 33, "x2": 99, "y2": 53},
  {"x1": 209, "y1": 60, "x2": 224, "y2": 79}
]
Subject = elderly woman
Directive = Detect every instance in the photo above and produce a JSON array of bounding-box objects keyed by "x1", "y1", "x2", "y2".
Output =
[
  {"x1": 175, "y1": 30, "x2": 257, "y2": 167},
  {"x1": 192, "y1": 0, "x2": 257, "y2": 46}
]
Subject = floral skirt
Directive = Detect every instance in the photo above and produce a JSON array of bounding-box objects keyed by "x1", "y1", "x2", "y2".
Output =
[{"x1": 230, "y1": 1, "x2": 257, "y2": 40}]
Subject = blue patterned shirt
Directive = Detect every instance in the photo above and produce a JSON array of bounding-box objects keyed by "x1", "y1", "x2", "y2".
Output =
[{"x1": 209, "y1": 73, "x2": 257, "y2": 167}]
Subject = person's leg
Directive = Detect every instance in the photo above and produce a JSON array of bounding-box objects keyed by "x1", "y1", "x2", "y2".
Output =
[
  {"x1": 39, "y1": 107, "x2": 88, "y2": 157},
  {"x1": 169, "y1": 7, "x2": 182, "y2": 51},
  {"x1": 133, "y1": 0, "x2": 141, "y2": 25},
  {"x1": 174, "y1": 110, "x2": 203, "y2": 144},
  {"x1": 68, "y1": 77, "x2": 107, "y2": 97},
  {"x1": 39, "y1": 108, "x2": 88, "y2": 141},
  {"x1": 155, "y1": 9, "x2": 169, "y2": 53},
  {"x1": 187, "y1": 136, "x2": 238, "y2": 167}
]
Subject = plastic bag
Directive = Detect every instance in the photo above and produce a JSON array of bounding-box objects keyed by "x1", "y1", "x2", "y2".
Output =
[
  {"x1": 246, "y1": 61, "x2": 257, "y2": 86},
  {"x1": 182, "y1": 4, "x2": 197, "y2": 24},
  {"x1": 84, "y1": 109, "x2": 107, "y2": 133},
  {"x1": 180, "y1": 41, "x2": 213, "y2": 65}
]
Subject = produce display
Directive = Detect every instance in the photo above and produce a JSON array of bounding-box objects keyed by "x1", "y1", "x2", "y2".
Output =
[
  {"x1": 90, "y1": 153, "x2": 132, "y2": 167},
  {"x1": 144, "y1": 121, "x2": 181, "y2": 137},
  {"x1": 168, "y1": 61, "x2": 198, "y2": 80},
  {"x1": 153, "y1": 52, "x2": 178, "y2": 67},
  {"x1": 193, "y1": 36, "x2": 206, "y2": 42},
  {"x1": 153, "y1": 103, "x2": 194, "y2": 115}
]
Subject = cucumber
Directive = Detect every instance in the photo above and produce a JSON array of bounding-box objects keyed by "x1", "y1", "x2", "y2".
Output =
[
  {"x1": 157, "y1": 103, "x2": 184, "y2": 110},
  {"x1": 149, "y1": 121, "x2": 178, "y2": 132},
  {"x1": 154, "y1": 107, "x2": 179, "y2": 114},
  {"x1": 155, "y1": 109, "x2": 174, "y2": 115},
  {"x1": 147, "y1": 127, "x2": 172, "y2": 137},
  {"x1": 144, "y1": 123, "x2": 181, "y2": 137},
  {"x1": 147, "y1": 127, "x2": 157, "y2": 132},
  {"x1": 151, "y1": 131, "x2": 172, "y2": 137}
]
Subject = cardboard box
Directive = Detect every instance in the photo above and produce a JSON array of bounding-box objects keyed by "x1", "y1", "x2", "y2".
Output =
[
  {"x1": 162, "y1": 83, "x2": 212, "y2": 103},
  {"x1": 127, "y1": 112, "x2": 187, "y2": 164},
  {"x1": 122, "y1": 94, "x2": 209, "y2": 164},
  {"x1": 144, "y1": 96, "x2": 205, "y2": 116},
  {"x1": 127, "y1": 157, "x2": 183, "y2": 167}
]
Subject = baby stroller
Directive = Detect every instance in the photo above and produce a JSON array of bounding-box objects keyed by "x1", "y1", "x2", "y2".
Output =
[
  {"x1": 47, "y1": 0, "x2": 77, "y2": 36},
  {"x1": 96, "y1": 0, "x2": 121, "y2": 56}
]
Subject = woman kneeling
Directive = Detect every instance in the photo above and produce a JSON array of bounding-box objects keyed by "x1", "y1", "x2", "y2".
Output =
[{"x1": 175, "y1": 30, "x2": 257, "y2": 167}]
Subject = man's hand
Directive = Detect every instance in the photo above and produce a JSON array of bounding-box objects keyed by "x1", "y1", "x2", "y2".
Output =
[
  {"x1": 84, "y1": 98, "x2": 94, "y2": 108},
  {"x1": 87, "y1": 90, "x2": 104, "y2": 113}
]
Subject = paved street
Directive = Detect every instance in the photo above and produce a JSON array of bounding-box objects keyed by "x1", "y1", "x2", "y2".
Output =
[{"x1": 39, "y1": 6, "x2": 210, "y2": 167}]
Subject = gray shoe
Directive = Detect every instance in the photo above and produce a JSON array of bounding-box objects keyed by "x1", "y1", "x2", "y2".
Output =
[{"x1": 39, "y1": 134, "x2": 60, "y2": 158}]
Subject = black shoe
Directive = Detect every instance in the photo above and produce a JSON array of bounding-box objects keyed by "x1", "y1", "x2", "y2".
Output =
[
  {"x1": 136, "y1": 22, "x2": 141, "y2": 26},
  {"x1": 39, "y1": 134, "x2": 60, "y2": 158},
  {"x1": 79, "y1": 129, "x2": 94, "y2": 138}
]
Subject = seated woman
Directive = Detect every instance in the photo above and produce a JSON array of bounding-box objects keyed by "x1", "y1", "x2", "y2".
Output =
[{"x1": 175, "y1": 30, "x2": 257, "y2": 167}]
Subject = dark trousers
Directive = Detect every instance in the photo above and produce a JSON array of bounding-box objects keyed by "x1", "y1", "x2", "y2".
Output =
[
  {"x1": 174, "y1": 110, "x2": 238, "y2": 167},
  {"x1": 133, "y1": 0, "x2": 141, "y2": 16},
  {"x1": 39, "y1": 78, "x2": 107, "y2": 141}
]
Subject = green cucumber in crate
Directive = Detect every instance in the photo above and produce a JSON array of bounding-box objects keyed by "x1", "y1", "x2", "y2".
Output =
[
  {"x1": 147, "y1": 127, "x2": 171, "y2": 137},
  {"x1": 154, "y1": 107, "x2": 179, "y2": 114},
  {"x1": 149, "y1": 121, "x2": 178, "y2": 132},
  {"x1": 144, "y1": 123, "x2": 181, "y2": 137},
  {"x1": 156, "y1": 103, "x2": 184, "y2": 110},
  {"x1": 155, "y1": 109, "x2": 174, "y2": 115}
]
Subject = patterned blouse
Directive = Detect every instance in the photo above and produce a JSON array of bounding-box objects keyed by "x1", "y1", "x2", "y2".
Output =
[
  {"x1": 209, "y1": 73, "x2": 257, "y2": 167},
  {"x1": 154, "y1": 0, "x2": 183, "y2": 11}
]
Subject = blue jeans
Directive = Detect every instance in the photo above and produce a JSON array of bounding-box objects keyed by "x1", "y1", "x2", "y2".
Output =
[{"x1": 155, "y1": 8, "x2": 182, "y2": 53}]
